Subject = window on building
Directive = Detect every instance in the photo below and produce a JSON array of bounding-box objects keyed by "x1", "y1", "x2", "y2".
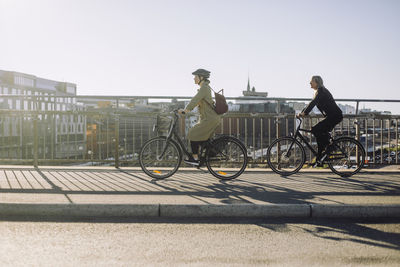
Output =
[{"x1": 66, "y1": 85, "x2": 76, "y2": 95}]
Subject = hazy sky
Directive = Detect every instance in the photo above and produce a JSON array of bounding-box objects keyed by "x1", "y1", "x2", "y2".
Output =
[{"x1": 1, "y1": 0, "x2": 399, "y2": 112}]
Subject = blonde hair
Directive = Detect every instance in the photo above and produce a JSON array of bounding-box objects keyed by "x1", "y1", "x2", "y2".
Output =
[{"x1": 312, "y1": 76, "x2": 324, "y2": 88}]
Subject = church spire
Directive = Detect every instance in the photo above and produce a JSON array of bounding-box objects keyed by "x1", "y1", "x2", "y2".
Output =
[{"x1": 242, "y1": 74, "x2": 268, "y2": 97}]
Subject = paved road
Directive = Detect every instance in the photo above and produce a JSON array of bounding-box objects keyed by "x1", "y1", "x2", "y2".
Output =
[{"x1": 1, "y1": 218, "x2": 399, "y2": 266}]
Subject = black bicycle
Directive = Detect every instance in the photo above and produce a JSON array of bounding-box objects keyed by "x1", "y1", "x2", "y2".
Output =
[
  {"x1": 139, "y1": 110, "x2": 248, "y2": 180},
  {"x1": 266, "y1": 117, "x2": 365, "y2": 177}
]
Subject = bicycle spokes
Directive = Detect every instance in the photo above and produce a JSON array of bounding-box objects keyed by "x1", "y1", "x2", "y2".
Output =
[
  {"x1": 327, "y1": 137, "x2": 365, "y2": 177},
  {"x1": 206, "y1": 137, "x2": 247, "y2": 180},
  {"x1": 139, "y1": 137, "x2": 181, "y2": 179},
  {"x1": 267, "y1": 137, "x2": 305, "y2": 176}
]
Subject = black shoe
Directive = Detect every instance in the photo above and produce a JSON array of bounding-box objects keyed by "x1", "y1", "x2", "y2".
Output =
[
  {"x1": 184, "y1": 158, "x2": 199, "y2": 166},
  {"x1": 313, "y1": 154, "x2": 327, "y2": 168},
  {"x1": 321, "y1": 146, "x2": 332, "y2": 157}
]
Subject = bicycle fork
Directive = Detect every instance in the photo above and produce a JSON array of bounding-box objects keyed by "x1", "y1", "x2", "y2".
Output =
[
  {"x1": 156, "y1": 143, "x2": 169, "y2": 161},
  {"x1": 156, "y1": 137, "x2": 175, "y2": 161}
]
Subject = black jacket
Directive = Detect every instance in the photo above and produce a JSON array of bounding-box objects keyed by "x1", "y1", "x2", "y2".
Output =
[{"x1": 303, "y1": 87, "x2": 343, "y2": 119}]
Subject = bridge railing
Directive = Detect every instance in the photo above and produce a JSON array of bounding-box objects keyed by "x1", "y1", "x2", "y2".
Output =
[
  {"x1": 0, "y1": 94, "x2": 399, "y2": 167},
  {"x1": 0, "y1": 109, "x2": 399, "y2": 167}
]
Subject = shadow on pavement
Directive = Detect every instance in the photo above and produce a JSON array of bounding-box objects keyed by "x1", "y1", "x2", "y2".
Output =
[
  {"x1": 258, "y1": 218, "x2": 400, "y2": 252},
  {"x1": 1, "y1": 214, "x2": 399, "y2": 252},
  {"x1": 1, "y1": 167, "x2": 400, "y2": 254},
  {"x1": 0, "y1": 168, "x2": 400, "y2": 205}
]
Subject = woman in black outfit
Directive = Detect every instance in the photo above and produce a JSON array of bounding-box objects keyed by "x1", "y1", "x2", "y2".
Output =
[{"x1": 297, "y1": 76, "x2": 343, "y2": 164}]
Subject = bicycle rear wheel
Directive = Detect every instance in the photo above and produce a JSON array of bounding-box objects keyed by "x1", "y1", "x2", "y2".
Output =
[
  {"x1": 266, "y1": 137, "x2": 305, "y2": 176},
  {"x1": 327, "y1": 137, "x2": 365, "y2": 177},
  {"x1": 206, "y1": 136, "x2": 247, "y2": 180},
  {"x1": 139, "y1": 136, "x2": 182, "y2": 179}
]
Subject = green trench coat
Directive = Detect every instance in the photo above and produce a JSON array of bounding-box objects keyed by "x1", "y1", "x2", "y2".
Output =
[{"x1": 186, "y1": 81, "x2": 222, "y2": 141}]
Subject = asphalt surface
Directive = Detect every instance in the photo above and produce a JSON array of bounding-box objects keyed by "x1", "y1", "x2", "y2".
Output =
[
  {"x1": 0, "y1": 166, "x2": 400, "y2": 219},
  {"x1": 1, "y1": 218, "x2": 400, "y2": 266}
]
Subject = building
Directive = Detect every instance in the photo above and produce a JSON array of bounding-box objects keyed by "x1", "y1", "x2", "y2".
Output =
[
  {"x1": 0, "y1": 70, "x2": 86, "y2": 160},
  {"x1": 338, "y1": 104, "x2": 356, "y2": 115},
  {"x1": 242, "y1": 77, "x2": 268, "y2": 97}
]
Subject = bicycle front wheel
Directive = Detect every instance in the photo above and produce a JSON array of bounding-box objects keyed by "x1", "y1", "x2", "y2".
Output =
[
  {"x1": 327, "y1": 137, "x2": 365, "y2": 177},
  {"x1": 139, "y1": 137, "x2": 182, "y2": 179},
  {"x1": 266, "y1": 137, "x2": 305, "y2": 176},
  {"x1": 206, "y1": 136, "x2": 248, "y2": 180}
]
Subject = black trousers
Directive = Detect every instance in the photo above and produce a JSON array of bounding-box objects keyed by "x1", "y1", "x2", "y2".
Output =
[
  {"x1": 311, "y1": 116, "x2": 343, "y2": 158},
  {"x1": 190, "y1": 141, "x2": 204, "y2": 155}
]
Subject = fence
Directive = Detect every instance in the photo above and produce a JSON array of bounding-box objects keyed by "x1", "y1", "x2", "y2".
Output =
[{"x1": 1, "y1": 106, "x2": 399, "y2": 167}]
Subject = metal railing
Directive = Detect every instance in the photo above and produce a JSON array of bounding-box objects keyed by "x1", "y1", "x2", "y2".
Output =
[
  {"x1": 0, "y1": 94, "x2": 399, "y2": 167},
  {"x1": 0, "y1": 110, "x2": 399, "y2": 167}
]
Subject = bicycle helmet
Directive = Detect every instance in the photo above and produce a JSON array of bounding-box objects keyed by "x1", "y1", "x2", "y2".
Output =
[{"x1": 192, "y1": 69, "x2": 210, "y2": 79}]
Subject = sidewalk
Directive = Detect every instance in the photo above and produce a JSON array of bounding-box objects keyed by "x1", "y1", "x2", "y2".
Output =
[{"x1": 1, "y1": 166, "x2": 400, "y2": 219}]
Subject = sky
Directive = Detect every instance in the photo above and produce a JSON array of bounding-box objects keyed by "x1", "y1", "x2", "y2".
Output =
[{"x1": 1, "y1": 0, "x2": 399, "y2": 113}]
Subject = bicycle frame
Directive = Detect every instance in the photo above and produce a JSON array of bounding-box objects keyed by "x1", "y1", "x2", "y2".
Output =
[
  {"x1": 156, "y1": 111, "x2": 192, "y2": 160},
  {"x1": 141, "y1": 111, "x2": 248, "y2": 180},
  {"x1": 289, "y1": 118, "x2": 347, "y2": 162},
  {"x1": 157, "y1": 111, "x2": 221, "y2": 165},
  {"x1": 289, "y1": 118, "x2": 318, "y2": 157}
]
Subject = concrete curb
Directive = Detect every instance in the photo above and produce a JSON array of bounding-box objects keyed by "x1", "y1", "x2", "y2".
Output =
[
  {"x1": 1, "y1": 203, "x2": 400, "y2": 219},
  {"x1": 160, "y1": 204, "x2": 310, "y2": 218},
  {"x1": 311, "y1": 204, "x2": 400, "y2": 218},
  {"x1": 0, "y1": 203, "x2": 159, "y2": 218}
]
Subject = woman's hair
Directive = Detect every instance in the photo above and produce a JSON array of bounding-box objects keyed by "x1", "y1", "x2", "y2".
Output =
[
  {"x1": 312, "y1": 76, "x2": 324, "y2": 88},
  {"x1": 201, "y1": 77, "x2": 210, "y2": 83}
]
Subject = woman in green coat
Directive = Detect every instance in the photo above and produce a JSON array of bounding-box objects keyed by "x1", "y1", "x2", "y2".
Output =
[{"x1": 179, "y1": 69, "x2": 221, "y2": 166}]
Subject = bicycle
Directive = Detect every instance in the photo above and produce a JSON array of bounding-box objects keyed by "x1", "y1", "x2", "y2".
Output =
[
  {"x1": 266, "y1": 117, "x2": 366, "y2": 177},
  {"x1": 139, "y1": 110, "x2": 248, "y2": 180}
]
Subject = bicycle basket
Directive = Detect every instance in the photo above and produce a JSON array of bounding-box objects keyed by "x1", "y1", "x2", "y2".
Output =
[{"x1": 155, "y1": 114, "x2": 172, "y2": 135}]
